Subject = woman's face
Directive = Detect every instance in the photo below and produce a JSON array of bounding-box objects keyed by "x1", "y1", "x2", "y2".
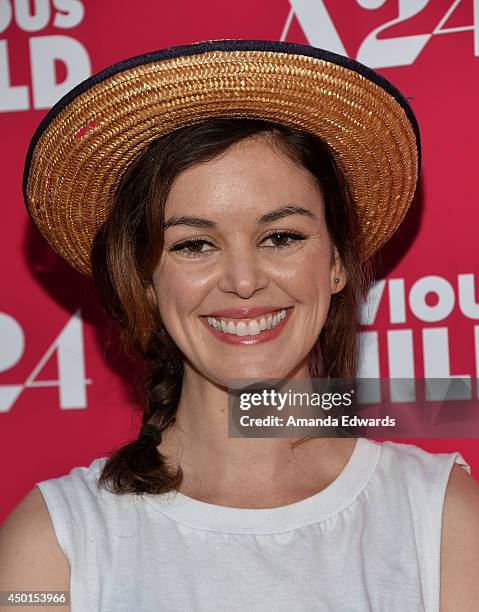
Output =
[{"x1": 151, "y1": 134, "x2": 346, "y2": 384}]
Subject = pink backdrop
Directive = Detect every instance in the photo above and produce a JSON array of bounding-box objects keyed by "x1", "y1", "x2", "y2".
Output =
[{"x1": 2, "y1": 0, "x2": 479, "y2": 522}]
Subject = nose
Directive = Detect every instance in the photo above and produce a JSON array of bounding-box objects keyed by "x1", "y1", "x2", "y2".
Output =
[{"x1": 217, "y1": 245, "x2": 270, "y2": 298}]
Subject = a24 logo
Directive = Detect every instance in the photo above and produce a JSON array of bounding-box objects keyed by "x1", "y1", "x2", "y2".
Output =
[
  {"x1": 0, "y1": 309, "x2": 90, "y2": 412},
  {"x1": 283, "y1": 0, "x2": 478, "y2": 68}
]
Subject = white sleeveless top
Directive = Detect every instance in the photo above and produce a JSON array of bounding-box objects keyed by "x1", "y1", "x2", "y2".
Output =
[{"x1": 36, "y1": 438, "x2": 471, "y2": 612}]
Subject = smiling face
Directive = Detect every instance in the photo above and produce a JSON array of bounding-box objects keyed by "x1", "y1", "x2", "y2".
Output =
[{"x1": 151, "y1": 134, "x2": 346, "y2": 384}]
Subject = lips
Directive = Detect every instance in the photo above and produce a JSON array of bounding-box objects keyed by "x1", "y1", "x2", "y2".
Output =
[
  {"x1": 200, "y1": 307, "x2": 293, "y2": 345},
  {"x1": 207, "y1": 309, "x2": 286, "y2": 335}
]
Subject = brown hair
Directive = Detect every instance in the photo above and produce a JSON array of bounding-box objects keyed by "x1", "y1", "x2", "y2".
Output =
[{"x1": 91, "y1": 118, "x2": 374, "y2": 495}]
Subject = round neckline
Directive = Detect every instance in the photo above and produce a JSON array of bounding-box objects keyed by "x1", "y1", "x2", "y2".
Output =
[{"x1": 144, "y1": 437, "x2": 381, "y2": 534}]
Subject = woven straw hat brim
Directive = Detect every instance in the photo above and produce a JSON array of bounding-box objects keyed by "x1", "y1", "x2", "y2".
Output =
[{"x1": 23, "y1": 39, "x2": 421, "y2": 276}]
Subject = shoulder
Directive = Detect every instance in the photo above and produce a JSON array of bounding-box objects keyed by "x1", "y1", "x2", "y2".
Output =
[
  {"x1": 0, "y1": 487, "x2": 69, "y2": 608},
  {"x1": 373, "y1": 440, "x2": 463, "y2": 495},
  {"x1": 440, "y1": 463, "x2": 479, "y2": 610}
]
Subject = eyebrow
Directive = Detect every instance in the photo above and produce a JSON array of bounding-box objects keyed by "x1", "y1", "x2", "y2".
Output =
[{"x1": 163, "y1": 204, "x2": 317, "y2": 230}]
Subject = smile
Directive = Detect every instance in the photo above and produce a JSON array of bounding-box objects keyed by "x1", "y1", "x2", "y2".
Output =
[
  {"x1": 207, "y1": 309, "x2": 287, "y2": 336},
  {"x1": 200, "y1": 308, "x2": 293, "y2": 345}
]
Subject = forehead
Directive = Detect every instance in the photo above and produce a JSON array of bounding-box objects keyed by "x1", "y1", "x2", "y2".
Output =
[{"x1": 163, "y1": 135, "x2": 324, "y2": 219}]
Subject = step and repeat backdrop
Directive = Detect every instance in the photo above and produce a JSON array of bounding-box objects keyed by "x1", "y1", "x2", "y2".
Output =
[{"x1": 2, "y1": 0, "x2": 479, "y2": 521}]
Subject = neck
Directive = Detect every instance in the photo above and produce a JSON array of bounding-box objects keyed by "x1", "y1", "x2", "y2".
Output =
[{"x1": 159, "y1": 362, "x2": 356, "y2": 508}]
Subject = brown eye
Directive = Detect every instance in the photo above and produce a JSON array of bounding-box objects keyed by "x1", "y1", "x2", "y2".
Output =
[
  {"x1": 261, "y1": 231, "x2": 306, "y2": 249},
  {"x1": 270, "y1": 233, "x2": 290, "y2": 247},
  {"x1": 169, "y1": 238, "x2": 216, "y2": 258},
  {"x1": 186, "y1": 242, "x2": 205, "y2": 253}
]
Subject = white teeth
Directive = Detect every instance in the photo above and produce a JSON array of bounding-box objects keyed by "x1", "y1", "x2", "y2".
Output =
[
  {"x1": 249, "y1": 320, "x2": 261, "y2": 335},
  {"x1": 236, "y1": 321, "x2": 248, "y2": 336},
  {"x1": 206, "y1": 309, "x2": 288, "y2": 336}
]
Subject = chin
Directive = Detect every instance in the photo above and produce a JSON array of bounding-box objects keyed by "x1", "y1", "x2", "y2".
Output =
[{"x1": 212, "y1": 363, "x2": 297, "y2": 387}]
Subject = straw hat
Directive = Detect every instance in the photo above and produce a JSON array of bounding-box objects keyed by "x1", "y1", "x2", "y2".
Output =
[{"x1": 23, "y1": 39, "x2": 421, "y2": 276}]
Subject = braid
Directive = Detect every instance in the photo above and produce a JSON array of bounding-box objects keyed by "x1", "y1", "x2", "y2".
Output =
[
  {"x1": 97, "y1": 325, "x2": 184, "y2": 495},
  {"x1": 141, "y1": 325, "x2": 182, "y2": 428}
]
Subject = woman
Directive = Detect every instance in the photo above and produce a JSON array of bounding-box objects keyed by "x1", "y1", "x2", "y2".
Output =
[{"x1": 1, "y1": 39, "x2": 478, "y2": 611}]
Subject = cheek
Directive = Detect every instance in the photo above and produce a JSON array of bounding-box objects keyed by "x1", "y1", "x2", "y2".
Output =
[
  {"x1": 153, "y1": 274, "x2": 187, "y2": 318},
  {"x1": 283, "y1": 257, "x2": 332, "y2": 298},
  {"x1": 288, "y1": 260, "x2": 333, "y2": 331}
]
